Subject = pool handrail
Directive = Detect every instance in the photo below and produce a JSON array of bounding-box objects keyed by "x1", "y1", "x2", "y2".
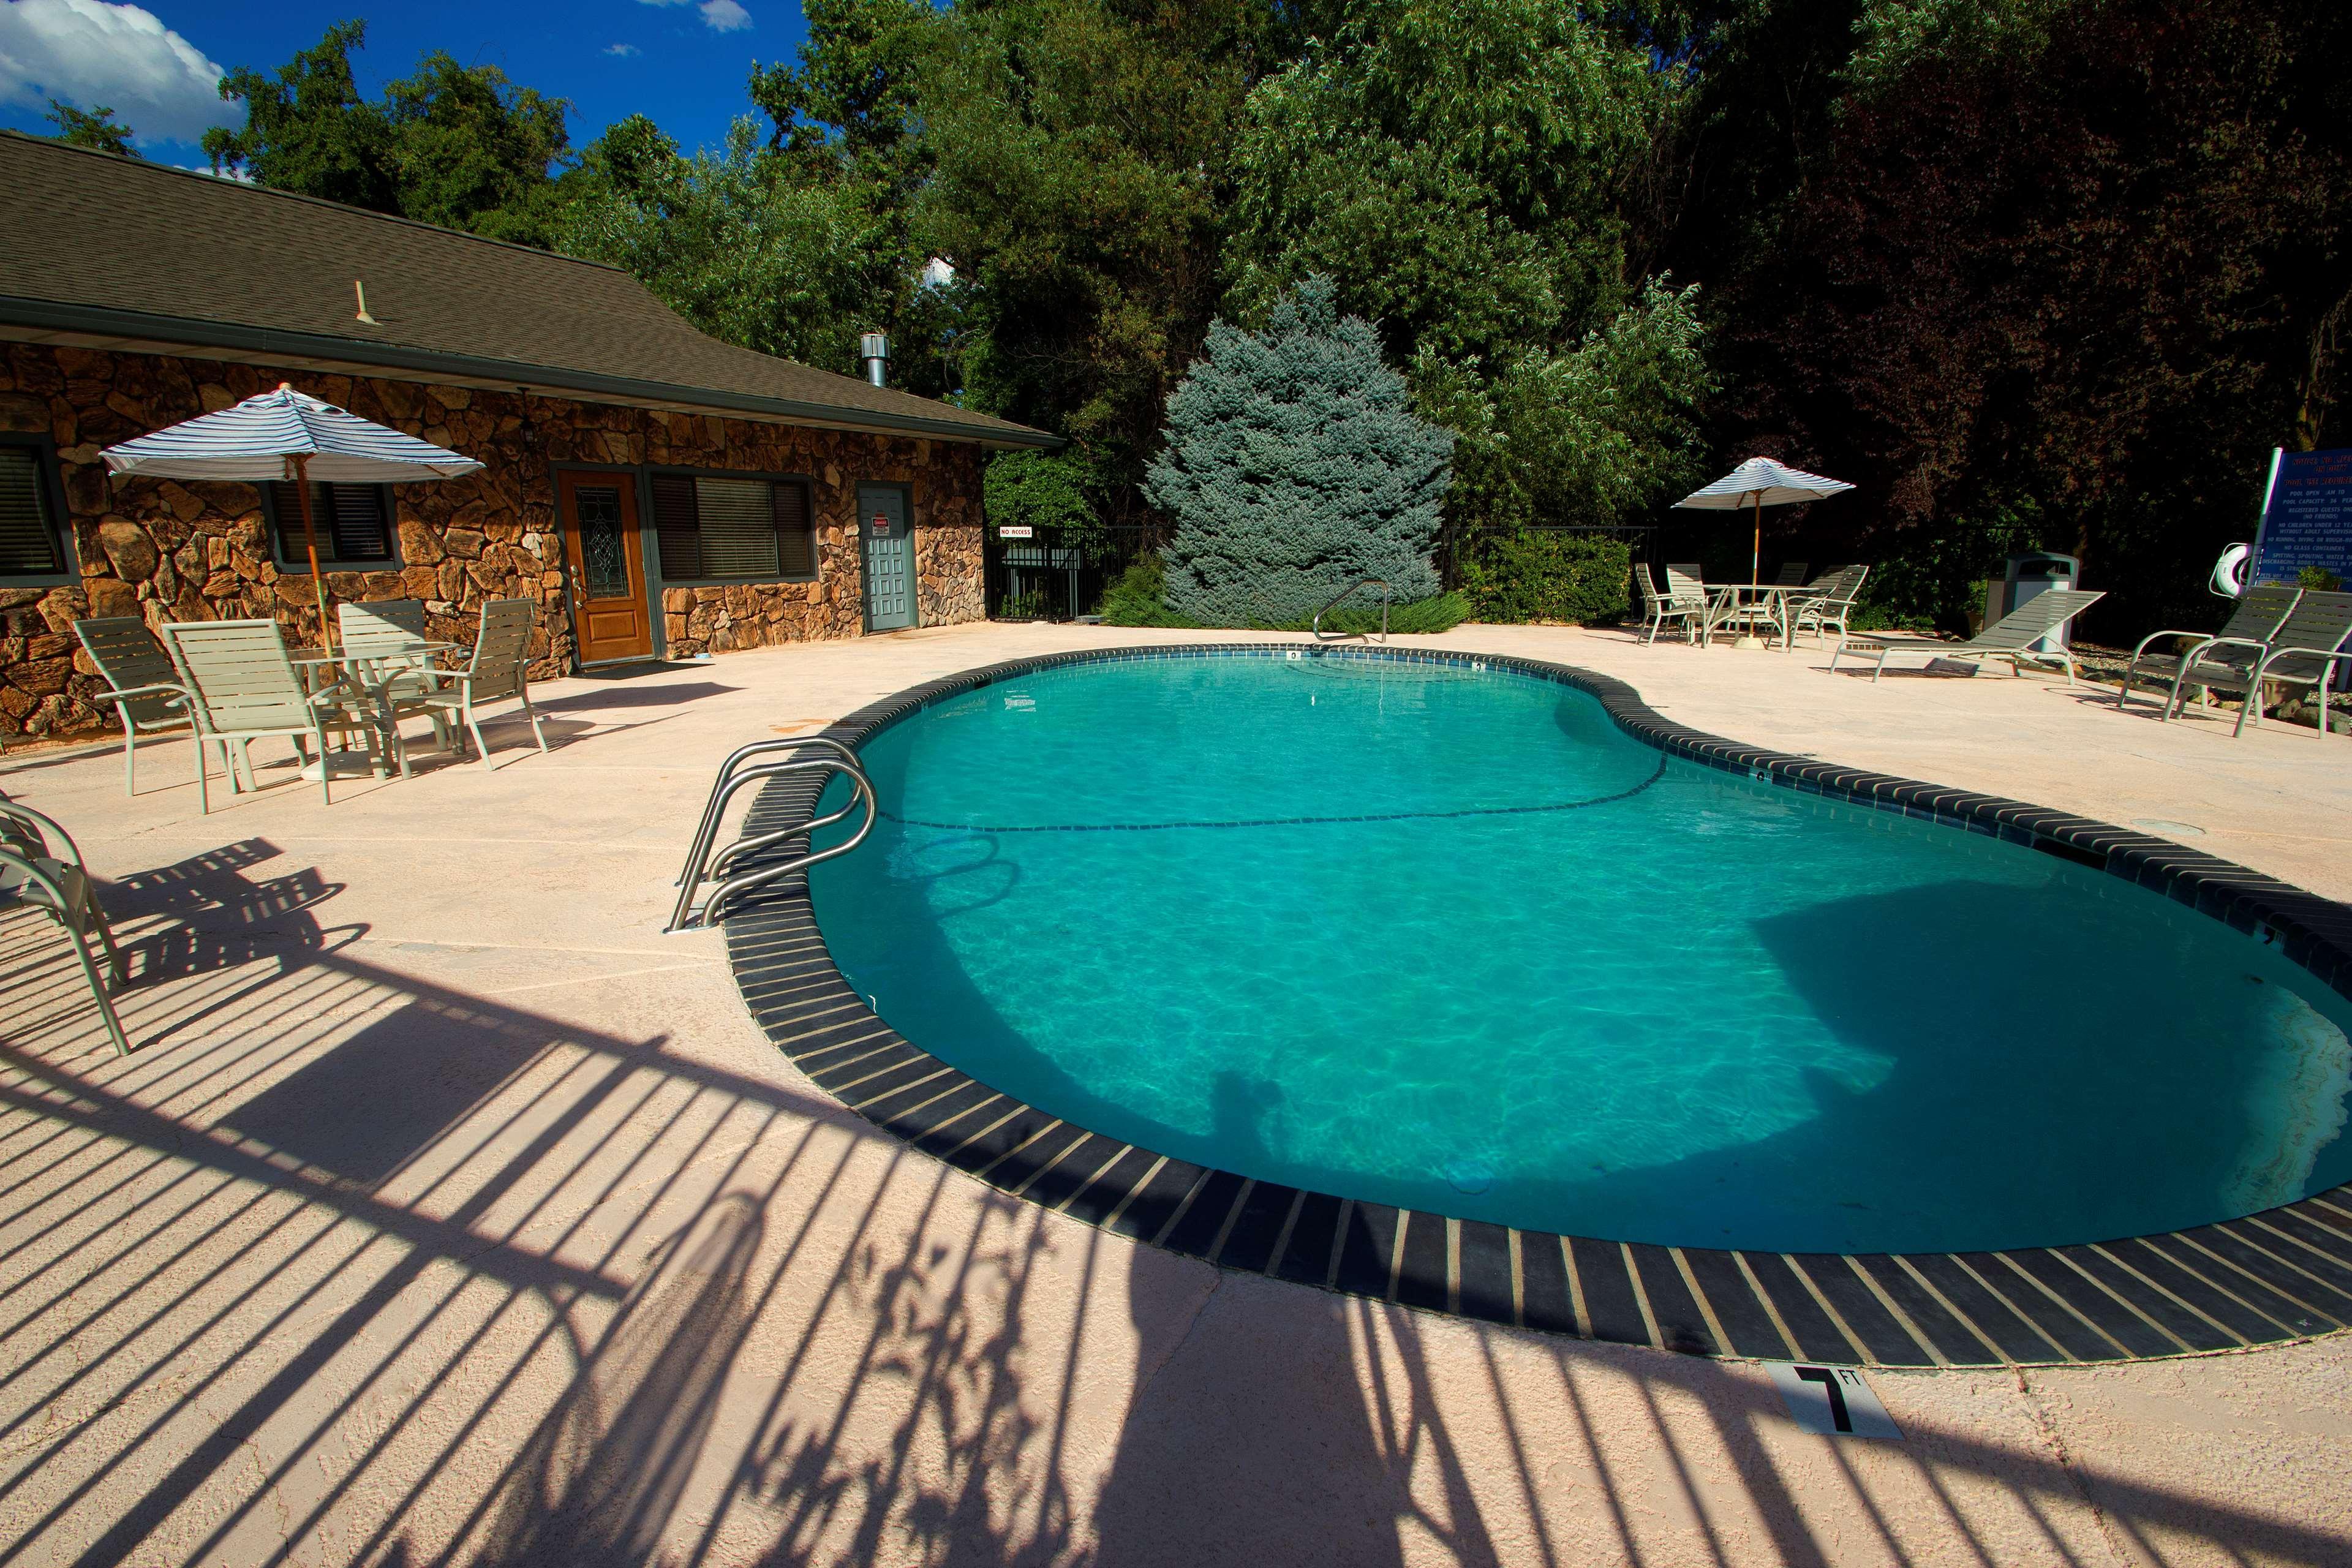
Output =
[{"x1": 668, "y1": 736, "x2": 876, "y2": 932}]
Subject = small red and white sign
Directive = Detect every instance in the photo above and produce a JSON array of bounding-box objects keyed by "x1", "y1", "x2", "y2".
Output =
[
  {"x1": 870, "y1": 511, "x2": 891, "y2": 536},
  {"x1": 997, "y1": 525, "x2": 1034, "y2": 539}
]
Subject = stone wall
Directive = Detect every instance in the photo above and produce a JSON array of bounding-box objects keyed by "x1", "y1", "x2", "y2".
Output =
[{"x1": 0, "y1": 344, "x2": 989, "y2": 739}]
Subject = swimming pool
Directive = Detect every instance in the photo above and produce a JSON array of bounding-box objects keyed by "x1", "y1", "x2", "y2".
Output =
[{"x1": 801, "y1": 649, "x2": 2352, "y2": 1260}]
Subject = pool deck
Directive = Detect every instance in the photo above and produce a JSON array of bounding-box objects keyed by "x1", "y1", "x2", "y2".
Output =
[{"x1": 4, "y1": 620, "x2": 2350, "y2": 1566}]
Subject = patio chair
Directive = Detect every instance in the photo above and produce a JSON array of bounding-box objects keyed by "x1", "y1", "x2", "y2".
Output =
[
  {"x1": 162, "y1": 619, "x2": 369, "y2": 810},
  {"x1": 337, "y1": 598, "x2": 454, "y2": 771},
  {"x1": 1771, "y1": 562, "x2": 1811, "y2": 587},
  {"x1": 2116, "y1": 584, "x2": 2301, "y2": 714},
  {"x1": 1829, "y1": 590, "x2": 2105, "y2": 684},
  {"x1": 417, "y1": 598, "x2": 549, "y2": 767},
  {"x1": 72, "y1": 616, "x2": 195, "y2": 796},
  {"x1": 2161, "y1": 589, "x2": 2352, "y2": 737},
  {"x1": 1789, "y1": 566, "x2": 1870, "y2": 646},
  {"x1": 1634, "y1": 564, "x2": 1706, "y2": 645},
  {"x1": 1, "y1": 794, "x2": 130, "y2": 1056}
]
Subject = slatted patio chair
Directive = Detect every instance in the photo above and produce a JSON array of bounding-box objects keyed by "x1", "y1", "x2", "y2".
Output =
[
  {"x1": 1789, "y1": 565, "x2": 1870, "y2": 646},
  {"x1": 1660, "y1": 565, "x2": 1719, "y2": 644},
  {"x1": 72, "y1": 616, "x2": 195, "y2": 796},
  {"x1": 2116, "y1": 584, "x2": 2301, "y2": 714},
  {"x1": 1, "y1": 793, "x2": 130, "y2": 1055},
  {"x1": 162, "y1": 619, "x2": 368, "y2": 810},
  {"x1": 1829, "y1": 589, "x2": 2104, "y2": 684},
  {"x1": 417, "y1": 598, "x2": 549, "y2": 767},
  {"x1": 1771, "y1": 562, "x2": 1811, "y2": 586},
  {"x1": 337, "y1": 598, "x2": 453, "y2": 771},
  {"x1": 2161, "y1": 589, "x2": 2352, "y2": 737},
  {"x1": 1634, "y1": 564, "x2": 1706, "y2": 645}
]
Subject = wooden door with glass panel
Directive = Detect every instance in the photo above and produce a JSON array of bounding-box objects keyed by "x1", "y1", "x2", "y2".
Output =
[{"x1": 558, "y1": 469, "x2": 652, "y2": 665}]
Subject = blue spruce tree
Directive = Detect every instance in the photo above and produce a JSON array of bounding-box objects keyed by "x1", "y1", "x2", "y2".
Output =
[{"x1": 1147, "y1": 276, "x2": 1453, "y2": 625}]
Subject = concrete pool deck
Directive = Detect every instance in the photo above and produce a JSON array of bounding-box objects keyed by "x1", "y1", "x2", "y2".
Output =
[{"x1": 3, "y1": 619, "x2": 2349, "y2": 1566}]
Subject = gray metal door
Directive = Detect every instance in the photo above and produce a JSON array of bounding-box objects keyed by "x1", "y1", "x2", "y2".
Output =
[{"x1": 859, "y1": 485, "x2": 916, "y2": 631}]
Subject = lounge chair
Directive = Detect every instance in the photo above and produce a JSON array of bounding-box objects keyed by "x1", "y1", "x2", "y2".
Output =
[
  {"x1": 72, "y1": 616, "x2": 196, "y2": 796},
  {"x1": 2162, "y1": 589, "x2": 2352, "y2": 737},
  {"x1": 1789, "y1": 565, "x2": 1869, "y2": 646},
  {"x1": 417, "y1": 599, "x2": 550, "y2": 767},
  {"x1": 1634, "y1": 564, "x2": 1706, "y2": 644},
  {"x1": 337, "y1": 598, "x2": 453, "y2": 772},
  {"x1": 1772, "y1": 562, "x2": 1811, "y2": 587},
  {"x1": 1, "y1": 794, "x2": 130, "y2": 1055},
  {"x1": 2116, "y1": 584, "x2": 2301, "y2": 714},
  {"x1": 1829, "y1": 590, "x2": 2105, "y2": 684},
  {"x1": 162, "y1": 619, "x2": 370, "y2": 810}
]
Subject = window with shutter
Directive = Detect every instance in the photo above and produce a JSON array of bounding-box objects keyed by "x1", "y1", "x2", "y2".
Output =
[
  {"x1": 265, "y1": 481, "x2": 398, "y2": 567},
  {"x1": 652, "y1": 474, "x2": 702, "y2": 579},
  {"x1": 0, "y1": 443, "x2": 66, "y2": 579},
  {"x1": 644, "y1": 471, "x2": 816, "y2": 582}
]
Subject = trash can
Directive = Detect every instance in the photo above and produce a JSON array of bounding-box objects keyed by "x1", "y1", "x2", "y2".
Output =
[{"x1": 1999, "y1": 551, "x2": 2080, "y2": 652}]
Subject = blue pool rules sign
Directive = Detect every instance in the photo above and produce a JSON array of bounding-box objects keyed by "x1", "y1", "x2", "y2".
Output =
[{"x1": 2250, "y1": 447, "x2": 2352, "y2": 585}]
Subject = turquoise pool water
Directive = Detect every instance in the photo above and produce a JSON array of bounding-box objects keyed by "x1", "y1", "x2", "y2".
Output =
[{"x1": 807, "y1": 652, "x2": 2352, "y2": 1254}]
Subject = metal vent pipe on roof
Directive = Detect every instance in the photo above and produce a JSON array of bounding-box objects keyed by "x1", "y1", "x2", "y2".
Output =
[{"x1": 859, "y1": 332, "x2": 889, "y2": 388}]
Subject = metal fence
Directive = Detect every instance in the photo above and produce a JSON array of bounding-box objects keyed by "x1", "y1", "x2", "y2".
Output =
[
  {"x1": 984, "y1": 524, "x2": 1161, "y2": 621},
  {"x1": 984, "y1": 520, "x2": 1667, "y2": 622}
]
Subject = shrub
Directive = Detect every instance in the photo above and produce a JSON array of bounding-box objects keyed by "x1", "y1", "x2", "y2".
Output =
[
  {"x1": 1457, "y1": 530, "x2": 1633, "y2": 624},
  {"x1": 1147, "y1": 276, "x2": 1453, "y2": 625},
  {"x1": 1284, "y1": 590, "x2": 1471, "y2": 635},
  {"x1": 984, "y1": 450, "x2": 1104, "y2": 550},
  {"x1": 1099, "y1": 554, "x2": 1202, "y2": 627}
]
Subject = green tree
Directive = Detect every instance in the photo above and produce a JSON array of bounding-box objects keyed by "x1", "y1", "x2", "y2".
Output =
[
  {"x1": 204, "y1": 20, "x2": 394, "y2": 211},
  {"x1": 1224, "y1": 0, "x2": 1711, "y2": 537},
  {"x1": 44, "y1": 101, "x2": 138, "y2": 156},
  {"x1": 382, "y1": 52, "x2": 571, "y2": 245},
  {"x1": 203, "y1": 21, "x2": 571, "y2": 245},
  {"x1": 554, "y1": 115, "x2": 890, "y2": 375},
  {"x1": 913, "y1": 0, "x2": 1304, "y2": 523},
  {"x1": 1147, "y1": 276, "x2": 1453, "y2": 624}
]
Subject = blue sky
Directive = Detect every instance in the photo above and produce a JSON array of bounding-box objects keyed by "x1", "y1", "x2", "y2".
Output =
[{"x1": 0, "y1": 0, "x2": 813, "y2": 167}]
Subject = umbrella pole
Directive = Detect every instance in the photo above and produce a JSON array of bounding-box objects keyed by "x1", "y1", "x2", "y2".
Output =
[
  {"x1": 288, "y1": 454, "x2": 335, "y2": 650},
  {"x1": 1752, "y1": 494, "x2": 1763, "y2": 586}
]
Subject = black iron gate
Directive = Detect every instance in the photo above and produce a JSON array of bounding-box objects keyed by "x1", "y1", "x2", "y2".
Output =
[{"x1": 985, "y1": 524, "x2": 1159, "y2": 621}]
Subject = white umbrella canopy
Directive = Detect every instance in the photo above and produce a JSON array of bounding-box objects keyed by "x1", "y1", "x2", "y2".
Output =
[
  {"x1": 102, "y1": 384, "x2": 484, "y2": 644},
  {"x1": 1674, "y1": 456, "x2": 1854, "y2": 584}
]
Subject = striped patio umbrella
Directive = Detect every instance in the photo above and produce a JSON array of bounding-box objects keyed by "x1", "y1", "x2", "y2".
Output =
[
  {"x1": 1673, "y1": 457, "x2": 1854, "y2": 585},
  {"x1": 102, "y1": 384, "x2": 483, "y2": 645}
]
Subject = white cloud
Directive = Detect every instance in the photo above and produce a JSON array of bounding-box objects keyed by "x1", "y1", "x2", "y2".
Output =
[
  {"x1": 0, "y1": 0, "x2": 236, "y2": 144},
  {"x1": 604, "y1": 42, "x2": 640, "y2": 56},
  {"x1": 637, "y1": 0, "x2": 752, "y2": 34}
]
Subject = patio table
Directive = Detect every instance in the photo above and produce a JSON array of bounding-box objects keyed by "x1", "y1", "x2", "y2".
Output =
[
  {"x1": 291, "y1": 643, "x2": 459, "y2": 779},
  {"x1": 1703, "y1": 583, "x2": 1813, "y2": 650}
]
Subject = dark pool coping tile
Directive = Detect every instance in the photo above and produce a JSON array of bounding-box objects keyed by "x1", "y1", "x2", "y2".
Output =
[
  {"x1": 722, "y1": 639, "x2": 2352, "y2": 1367},
  {"x1": 1215, "y1": 1182, "x2": 1300, "y2": 1273}
]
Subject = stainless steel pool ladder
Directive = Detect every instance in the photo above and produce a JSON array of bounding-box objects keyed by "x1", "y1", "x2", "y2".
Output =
[
  {"x1": 1312, "y1": 578, "x2": 1391, "y2": 643},
  {"x1": 667, "y1": 736, "x2": 877, "y2": 932}
]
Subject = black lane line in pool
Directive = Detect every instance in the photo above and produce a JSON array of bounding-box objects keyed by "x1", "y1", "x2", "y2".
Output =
[{"x1": 876, "y1": 752, "x2": 1669, "y2": 834}]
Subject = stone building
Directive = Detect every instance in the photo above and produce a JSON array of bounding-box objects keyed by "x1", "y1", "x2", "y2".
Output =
[{"x1": 0, "y1": 131, "x2": 1055, "y2": 740}]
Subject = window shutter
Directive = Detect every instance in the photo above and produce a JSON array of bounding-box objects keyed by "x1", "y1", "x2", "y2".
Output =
[
  {"x1": 693, "y1": 477, "x2": 781, "y2": 578},
  {"x1": 652, "y1": 475, "x2": 702, "y2": 579},
  {"x1": 0, "y1": 447, "x2": 61, "y2": 575},
  {"x1": 773, "y1": 480, "x2": 813, "y2": 576},
  {"x1": 326, "y1": 484, "x2": 391, "y2": 560}
]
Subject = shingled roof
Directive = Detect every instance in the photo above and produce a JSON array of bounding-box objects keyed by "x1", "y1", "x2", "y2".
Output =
[{"x1": 0, "y1": 132, "x2": 1055, "y2": 448}]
